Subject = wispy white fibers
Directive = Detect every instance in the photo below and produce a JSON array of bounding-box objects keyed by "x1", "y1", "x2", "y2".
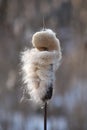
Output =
[{"x1": 20, "y1": 29, "x2": 62, "y2": 106}]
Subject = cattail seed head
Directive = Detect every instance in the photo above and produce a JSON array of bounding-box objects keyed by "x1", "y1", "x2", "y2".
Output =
[{"x1": 21, "y1": 29, "x2": 62, "y2": 106}]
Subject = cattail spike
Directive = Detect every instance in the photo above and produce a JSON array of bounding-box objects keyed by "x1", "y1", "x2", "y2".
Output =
[{"x1": 43, "y1": 16, "x2": 46, "y2": 31}]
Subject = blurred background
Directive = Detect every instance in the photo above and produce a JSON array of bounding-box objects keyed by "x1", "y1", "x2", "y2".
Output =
[{"x1": 0, "y1": 0, "x2": 87, "y2": 130}]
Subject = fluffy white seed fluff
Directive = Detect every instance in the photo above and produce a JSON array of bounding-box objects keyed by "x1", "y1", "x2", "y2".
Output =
[{"x1": 20, "y1": 29, "x2": 62, "y2": 106}]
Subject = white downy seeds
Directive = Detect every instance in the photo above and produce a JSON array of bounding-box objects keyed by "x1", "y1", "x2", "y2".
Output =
[{"x1": 20, "y1": 29, "x2": 62, "y2": 106}]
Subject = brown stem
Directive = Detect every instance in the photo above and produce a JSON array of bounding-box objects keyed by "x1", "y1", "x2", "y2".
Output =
[{"x1": 44, "y1": 102, "x2": 47, "y2": 130}]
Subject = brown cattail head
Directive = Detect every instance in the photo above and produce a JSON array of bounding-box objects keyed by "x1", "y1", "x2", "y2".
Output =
[
  {"x1": 21, "y1": 28, "x2": 62, "y2": 106},
  {"x1": 32, "y1": 29, "x2": 60, "y2": 51}
]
